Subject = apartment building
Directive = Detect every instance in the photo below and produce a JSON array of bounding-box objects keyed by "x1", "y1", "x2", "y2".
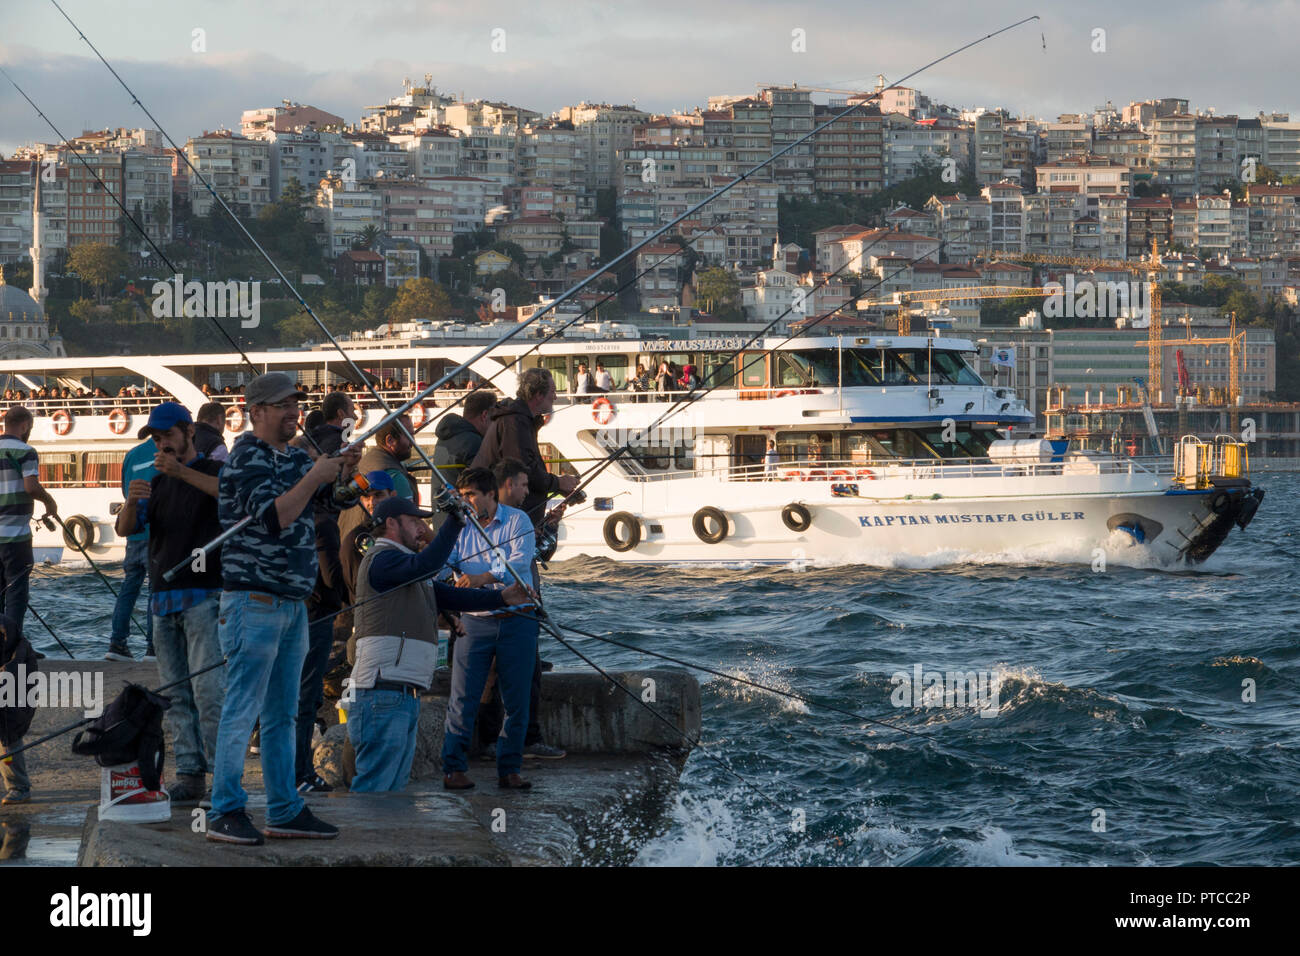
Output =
[
  {"x1": 1262, "y1": 114, "x2": 1300, "y2": 179},
  {"x1": 1092, "y1": 128, "x2": 1151, "y2": 178},
  {"x1": 184, "y1": 131, "x2": 271, "y2": 217},
  {"x1": 762, "y1": 85, "x2": 815, "y2": 195},
  {"x1": 258, "y1": 128, "x2": 351, "y2": 200},
  {"x1": 884, "y1": 115, "x2": 972, "y2": 185},
  {"x1": 420, "y1": 176, "x2": 495, "y2": 235},
  {"x1": 0, "y1": 161, "x2": 36, "y2": 263},
  {"x1": 1035, "y1": 155, "x2": 1131, "y2": 196},
  {"x1": 1149, "y1": 114, "x2": 1197, "y2": 198},
  {"x1": 813, "y1": 101, "x2": 884, "y2": 195},
  {"x1": 1044, "y1": 117, "x2": 1091, "y2": 162},
  {"x1": 1194, "y1": 115, "x2": 1239, "y2": 193},
  {"x1": 1127, "y1": 196, "x2": 1174, "y2": 257},
  {"x1": 635, "y1": 243, "x2": 682, "y2": 309},
  {"x1": 375, "y1": 180, "x2": 454, "y2": 261},
  {"x1": 314, "y1": 178, "x2": 382, "y2": 257},
  {"x1": 516, "y1": 122, "x2": 586, "y2": 190},
  {"x1": 391, "y1": 128, "x2": 461, "y2": 179},
  {"x1": 924, "y1": 193, "x2": 991, "y2": 262},
  {"x1": 1245, "y1": 184, "x2": 1300, "y2": 257},
  {"x1": 558, "y1": 103, "x2": 650, "y2": 193}
]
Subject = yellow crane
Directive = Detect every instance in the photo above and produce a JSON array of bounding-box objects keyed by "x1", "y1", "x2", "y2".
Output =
[
  {"x1": 974, "y1": 242, "x2": 1165, "y2": 395},
  {"x1": 1180, "y1": 310, "x2": 1246, "y2": 430},
  {"x1": 857, "y1": 285, "x2": 1047, "y2": 334}
]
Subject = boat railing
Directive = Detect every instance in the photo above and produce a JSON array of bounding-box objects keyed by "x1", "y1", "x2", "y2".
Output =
[
  {"x1": 0, "y1": 387, "x2": 486, "y2": 419},
  {"x1": 631, "y1": 453, "x2": 1169, "y2": 483}
]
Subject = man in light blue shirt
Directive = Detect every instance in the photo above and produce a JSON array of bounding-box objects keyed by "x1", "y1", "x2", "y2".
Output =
[
  {"x1": 440, "y1": 466, "x2": 538, "y2": 791},
  {"x1": 106, "y1": 436, "x2": 156, "y2": 661}
]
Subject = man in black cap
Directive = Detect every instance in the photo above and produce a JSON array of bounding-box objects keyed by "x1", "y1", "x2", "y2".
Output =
[
  {"x1": 115, "y1": 401, "x2": 225, "y2": 805},
  {"x1": 347, "y1": 496, "x2": 528, "y2": 791},
  {"x1": 207, "y1": 372, "x2": 359, "y2": 846}
]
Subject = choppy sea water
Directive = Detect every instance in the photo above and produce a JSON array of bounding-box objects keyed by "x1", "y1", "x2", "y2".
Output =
[{"x1": 27, "y1": 473, "x2": 1300, "y2": 866}]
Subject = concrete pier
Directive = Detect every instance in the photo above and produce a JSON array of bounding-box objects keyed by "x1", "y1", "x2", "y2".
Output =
[{"x1": 0, "y1": 660, "x2": 700, "y2": 867}]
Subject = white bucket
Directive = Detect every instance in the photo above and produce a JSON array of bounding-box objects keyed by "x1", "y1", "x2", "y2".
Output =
[{"x1": 97, "y1": 762, "x2": 171, "y2": 823}]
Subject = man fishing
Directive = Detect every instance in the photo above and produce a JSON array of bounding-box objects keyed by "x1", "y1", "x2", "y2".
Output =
[
  {"x1": 206, "y1": 372, "x2": 360, "y2": 846},
  {"x1": 114, "y1": 401, "x2": 225, "y2": 806},
  {"x1": 348, "y1": 496, "x2": 528, "y2": 791}
]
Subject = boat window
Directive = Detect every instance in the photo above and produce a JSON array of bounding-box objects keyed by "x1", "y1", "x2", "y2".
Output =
[
  {"x1": 775, "y1": 431, "x2": 836, "y2": 462},
  {"x1": 843, "y1": 348, "x2": 884, "y2": 386},
  {"x1": 931, "y1": 350, "x2": 984, "y2": 386},
  {"x1": 776, "y1": 349, "x2": 836, "y2": 388},
  {"x1": 540, "y1": 356, "x2": 569, "y2": 392},
  {"x1": 698, "y1": 352, "x2": 736, "y2": 389},
  {"x1": 39, "y1": 452, "x2": 79, "y2": 487},
  {"x1": 83, "y1": 451, "x2": 125, "y2": 488},
  {"x1": 882, "y1": 350, "x2": 921, "y2": 385},
  {"x1": 738, "y1": 352, "x2": 767, "y2": 387},
  {"x1": 915, "y1": 425, "x2": 986, "y2": 458}
]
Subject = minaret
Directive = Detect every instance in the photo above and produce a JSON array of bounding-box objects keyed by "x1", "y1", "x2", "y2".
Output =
[{"x1": 29, "y1": 163, "x2": 47, "y2": 308}]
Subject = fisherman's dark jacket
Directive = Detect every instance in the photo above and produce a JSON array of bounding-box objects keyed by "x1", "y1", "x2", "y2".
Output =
[{"x1": 218, "y1": 432, "x2": 328, "y2": 600}]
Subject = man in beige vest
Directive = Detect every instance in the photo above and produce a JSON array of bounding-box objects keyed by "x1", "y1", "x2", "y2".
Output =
[{"x1": 348, "y1": 497, "x2": 528, "y2": 791}]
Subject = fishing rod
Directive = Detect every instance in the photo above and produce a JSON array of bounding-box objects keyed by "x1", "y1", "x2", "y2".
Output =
[
  {"x1": 23, "y1": 600, "x2": 75, "y2": 659},
  {"x1": 45, "y1": 514, "x2": 149, "y2": 644},
  {"x1": 0, "y1": 657, "x2": 228, "y2": 763}
]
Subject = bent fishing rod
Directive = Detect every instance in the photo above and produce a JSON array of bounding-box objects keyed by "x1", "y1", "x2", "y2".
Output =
[{"x1": 2, "y1": 563, "x2": 76, "y2": 658}]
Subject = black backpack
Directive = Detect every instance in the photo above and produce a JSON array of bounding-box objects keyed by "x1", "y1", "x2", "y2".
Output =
[{"x1": 71, "y1": 684, "x2": 171, "y2": 791}]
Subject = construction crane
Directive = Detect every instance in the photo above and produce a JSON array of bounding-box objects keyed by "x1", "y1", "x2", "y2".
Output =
[
  {"x1": 975, "y1": 241, "x2": 1165, "y2": 395},
  {"x1": 1180, "y1": 310, "x2": 1246, "y2": 433},
  {"x1": 857, "y1": 285, "x2": 1046, "y2": 335}
]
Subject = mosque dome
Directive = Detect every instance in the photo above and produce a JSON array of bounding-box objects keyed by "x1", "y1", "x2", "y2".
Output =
[{"x1": 0, "y1": 272, "x2": 44, "y2": 322}]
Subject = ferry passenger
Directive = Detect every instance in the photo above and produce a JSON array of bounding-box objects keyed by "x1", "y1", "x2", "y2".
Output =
[
  {"x1": 678, "y1": 364, "x2": 699, "y2": 392},
  {"x1": 440, "y1": 467, "x2": 539, "y2": 791},
  {"x1": 206, "y1": 372, "x2": 360, "y2": 846},
  {"x1": 114, "y1": 402, "x2": 225, "y2": 807},
  {"x1": 629, "y1": 363, "x2": 651, "y2": 393},
  {"x1": 575, "y1": 362, "x2": 593, "y2": 395},
  {"x1": 595, "y1": 362, "x2": 613, "y2": 392},
  {"x1": 764, "y1": 440, "x2": 779, "y2": 479}
]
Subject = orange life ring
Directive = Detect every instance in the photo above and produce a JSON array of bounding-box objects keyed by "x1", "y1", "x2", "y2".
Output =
[
  {"x1": 831, "y1": 469, "x2": 852, "y2": 479},
  {"x1": 591, "y1": 396, "x2": 614, "y2": 425},
  {"x1": 410, "y1": 402, "x2": 427, "y2": 429},
  {"x1": 782, "y1": 469, "x2": 805, "y2": 481},
  {"x1": 108, "y1": 408, "x2": 130, "y2": 435},
  {"x1": 807, "y1": 468, "x2": 827, "y2": 481},
  {"x1": 225, "y1": 404, "x2": 245, "y2": 432},
  {"x1": 774, "y1": 390, "x2": 796, "y2": 398},
  {"x1": 51, "y1": 409, "x2": 74, "y2": 436},
  {"x1": 855, "y1": 468, "x2": 877, "y2": 481}
]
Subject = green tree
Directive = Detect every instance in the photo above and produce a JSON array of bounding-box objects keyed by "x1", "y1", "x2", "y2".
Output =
[
  {"x1": 483, "y1": 269, "x2": 534, "y2": 306},
  {"x1": 695, "y1": 266, "x2": 740, "y2": 315},
  {"x1": 67, "y1": 243, "x2": 128, "y2": 302},
  {"x1": 362, "y1": 284, "x2": 397, "y2": 325},
  {"x1": 387, "y1": 277, "x2": 452, "y2": 323},
  {"x1": 353, "y1": 224, "x2": 381, "y2": 250}
]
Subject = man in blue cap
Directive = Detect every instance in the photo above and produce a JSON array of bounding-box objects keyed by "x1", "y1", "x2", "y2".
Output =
[
  {"x1": 347, "y1": 495, "x2": 528, "y2": 791},
  {"x1": 115, "y1": 401, "x2": 226, "y2": 805},
  {"x1": 106, "y1": 431, "x2": 156, "y2": 662}
]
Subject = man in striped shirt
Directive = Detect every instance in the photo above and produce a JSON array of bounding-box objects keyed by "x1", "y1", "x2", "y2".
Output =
[{"x1": 0, "y1": 406, "x2": 58, "y2": 643}]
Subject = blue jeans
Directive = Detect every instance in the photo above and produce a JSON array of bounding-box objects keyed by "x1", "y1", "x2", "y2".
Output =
[
  {"x1": 210, "y1": 591, "x2": 308, "y2": 825},
  {"x1": 441, "y1": 615, "x2": 537, "y2": 778},
  {"x1": 294, "y1": 614, "x2": 335, "y2": 782},
  {"x1": 152, "y1": 595, "x2": 226, "y2": 777},
  {"x1": 0, "y1": 540, "x2": 32, "y2": 643},
  {"x1": 347, "y1": 688, "x2": 420, "y2": 792},
  {"x1": 110, "y1": 536, "x2": 153, "y2": 648}
]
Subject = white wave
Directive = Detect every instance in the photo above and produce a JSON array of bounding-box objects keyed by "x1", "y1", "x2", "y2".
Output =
[{"x1": 946, "y1": 826, "x2": 1049, "y2": 865}]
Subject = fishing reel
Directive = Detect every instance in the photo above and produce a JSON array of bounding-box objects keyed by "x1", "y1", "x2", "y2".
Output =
[{"x1": 334, "y1": 470, "x2": 373, "y2": 508}]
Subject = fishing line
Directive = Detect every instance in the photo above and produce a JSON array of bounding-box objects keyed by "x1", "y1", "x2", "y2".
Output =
[{"x1": 46, "y1": 514, "x2": 149, "y2": 644}]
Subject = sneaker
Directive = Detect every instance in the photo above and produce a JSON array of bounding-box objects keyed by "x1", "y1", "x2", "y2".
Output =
[
  {"x1": 1, "y1": 791, "x2": 31, "y2": 806},
  {"x1": 248, "y1": 727, "x2": 260, "y2": 755},
  {"x1": 104, "y1": 644, "x2": 132, "y2": 662},
  {"x1": 296, "y1": 774, "x2": 334, "y2": 794},
  {"x1": 523, "y1": 741, "x2": 567, "y2": 760},
  {"x1": 167, "y1": 774, "x2": 207, "y2": 806},
  {"x1": 263, "y1": 806, "x2": 338, "y2": 840},
  {"x1": 206, "y1": 809, "x2": 264, "y2": 845}
]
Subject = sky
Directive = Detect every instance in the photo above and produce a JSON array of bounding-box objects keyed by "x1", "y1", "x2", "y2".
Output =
[{"x1": 2, "y1": 0, "x2": 1299, "y2": 155}]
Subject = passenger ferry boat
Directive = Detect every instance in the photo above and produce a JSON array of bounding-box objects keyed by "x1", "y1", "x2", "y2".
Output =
[{"x1": 0, "y1": 332, "x2": 1263, "y2": 567}]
